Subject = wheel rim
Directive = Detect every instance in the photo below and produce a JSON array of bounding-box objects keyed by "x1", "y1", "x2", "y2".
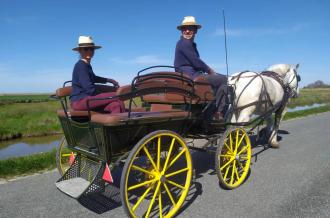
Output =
[
  {"x1": 57, "y1": 137, "x2": 75, "y2": 175},
  {"x1": 123, "y1": 132, "x2": 192, "y2": 218},
  {"x1": 217, "y1": 128, "x2": 251, "y2": 189}
]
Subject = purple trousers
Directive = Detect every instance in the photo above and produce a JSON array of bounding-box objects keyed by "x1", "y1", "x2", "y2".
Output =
[{"x1": 71, "y1": 92, "x2": 125, "y2": 114}]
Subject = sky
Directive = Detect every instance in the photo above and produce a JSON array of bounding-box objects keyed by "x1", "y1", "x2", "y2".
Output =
[{"x1": 1, "y1": 0, "x2": 329, "y2": 93}]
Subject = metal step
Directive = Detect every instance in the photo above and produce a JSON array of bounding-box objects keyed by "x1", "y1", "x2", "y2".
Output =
[
  {"x1": 55, "y1": 177, "x2": 90, "y2": 198},
  {"x1": 55, "y1": 154, "x2": 105, "y2": 199}
]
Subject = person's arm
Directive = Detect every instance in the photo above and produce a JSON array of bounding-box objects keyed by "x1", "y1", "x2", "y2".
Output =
[
  {"x1": 94, "y1": 75, "x2": 107, "y2": 84},
  {"x1": 93, "y1": 71, "x2": 119, "y2": 87}
]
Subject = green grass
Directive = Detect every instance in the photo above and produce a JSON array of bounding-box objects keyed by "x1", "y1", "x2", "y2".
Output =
[
  {"x1": 284, "y1": 103, "x2": 330, "y2": 120},
  {"x1": 288, "y1": 88, "x2": 330, "y2": 108},
  {"x1": 0, "y1": 94, "x2": 53, "y2": 104},
  {"x1": 0, "y1": 101, "x2": 61, "y2": 140},
  {"x1": 0, "y1": 149, "x2": 56, "y2": 179}
]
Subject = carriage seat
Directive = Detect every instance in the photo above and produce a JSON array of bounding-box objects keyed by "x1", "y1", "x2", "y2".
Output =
[
  {"x1": 115, "y1": 73, "x2": 214, "y2": 104},
  {"x1": 91, "y1": 110, "x2": 189, "y2": 126},
  {"x1": 142, "y1": 75, "x2": 214, "y2": 104},
  {"x1": 55, "y1": 84, "x2": 118, "y2": 118}
]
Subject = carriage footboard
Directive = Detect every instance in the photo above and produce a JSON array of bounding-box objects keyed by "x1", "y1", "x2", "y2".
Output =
[{"x1": 55, "y1": 154, "x2": 106, "y2": 199}]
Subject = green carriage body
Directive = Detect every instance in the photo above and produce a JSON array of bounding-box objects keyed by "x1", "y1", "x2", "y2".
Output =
[{"x1": 58, "y1": 113, "x2": 190, "y2": 162}]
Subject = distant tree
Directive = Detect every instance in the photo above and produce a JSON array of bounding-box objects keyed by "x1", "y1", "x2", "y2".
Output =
[{"x1": 304, "y1": 80, "x2": 330, "y2": 88}]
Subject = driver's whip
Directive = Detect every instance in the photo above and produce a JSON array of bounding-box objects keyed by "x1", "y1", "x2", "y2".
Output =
[{"x1": 222, "y1": 9, "x2": 229, "y2": 78}]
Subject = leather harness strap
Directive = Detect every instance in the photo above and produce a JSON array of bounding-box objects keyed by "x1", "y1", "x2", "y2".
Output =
[{"x1": 232, "y1": 71, "x2": 288, "y2": 117}]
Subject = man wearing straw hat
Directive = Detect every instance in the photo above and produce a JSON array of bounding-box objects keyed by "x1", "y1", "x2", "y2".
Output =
[
  {"x1": 70, "y1": 36, "x2": 125, "y2": 113},
  {"x1": 174, "y1": 16, "x2": 228, "y2": 120}
]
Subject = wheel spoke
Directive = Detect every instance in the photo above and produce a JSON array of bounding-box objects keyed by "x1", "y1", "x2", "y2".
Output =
[
  {"x1": 237, "y1": 145, "x2": 248, "y2": 155},
  {"x1": 220, "y1": 154, "x2": 233, "y2": 158},
  {"x1": 132, "y1": 185, "x2": 153, "y2": 212},
  {"x1": 237, "y1": 159, "x2": 245, "y2": 169},
  {"x1": 224, "y1": 141, "x2": 233, "y2": 153},
  {"x1": 237, "y1": 132, "x2": 246, "y2": 150},
  {"x1": 229, "y1": 133, "x2": 233, "y2": 151},
  {"x1": 223, "y1": 163, "x2": 230, "y2": 181},
  {"x1": 220, "y1": 157, "x2": 234, "y2": 171},
  {"x1": 162, "y1": 138, "x2": 175, "y2": 172},
  {"x1": 235, "y1": 130, "x2": 240, "y2": 153},
  {"x1": 165, "y1": 168, "x2": 189, "y2": 178},
  {"x1": 234, "y1": 164, "x2": 240, "y2": 181},
  {"x1": 158, "y1": 185, "x2": 163, "y2": 218},
  {"x1": 166, "y1": 179, "x2": 185, "y2": 190},
  {"x1": 157, "y1": 136, "x2": 161, "y2": 170},
  {"x1": 146, "y1": 182, "x2": 161, "y2": 217},
  {"x1": 167, "y1": 148, "x2": 186, "y2": 170},
  {"x1": 127, "y1": 178, "x2": 158, "y2": 191},
  {"x1": 131, "y1": 165, "x2": 154, "y2": 176},
  {"x1": 61, "y1": 154, "x2": 71, "y2": 157},
  {"x1": 230, "y1": 160, "x2": 236, "y2": 185},
  {"x1": 143, "y1": 146, "x2": 158, "y2": 172},
  {"x1": 239, "y1": 155, "x2": 248, "y2": 160},
  {"x1": 163, "y1": 183, "x2": 176, "y2": 205}
]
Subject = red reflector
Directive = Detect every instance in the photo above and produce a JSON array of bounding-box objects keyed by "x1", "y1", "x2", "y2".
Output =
[
  {"x1": 102, "y1": 163, "x2": 113, "y2": 183},
  {"x1": 69, "y1": 152, "x2": 75, "y2": 165}
]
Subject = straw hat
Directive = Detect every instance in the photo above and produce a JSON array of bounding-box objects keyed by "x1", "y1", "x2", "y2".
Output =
[
  {"x1": 177, "y1": 16, "x2": 202, "y2": 30},
  {"x1": 72, "y1": 36, "x2": 102, "y2": 51}
]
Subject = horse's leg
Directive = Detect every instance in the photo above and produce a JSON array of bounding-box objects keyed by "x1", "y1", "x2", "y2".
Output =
[
  {"x1": 263, "y1": 114, "x2": 276, "y2": 146},
  {"x1": 269, "y1": 103, "x2": 288, "y2": 148}
]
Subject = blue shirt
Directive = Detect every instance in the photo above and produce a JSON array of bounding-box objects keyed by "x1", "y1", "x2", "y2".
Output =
[
  {"x1": 174, "y1": 37, "x2": 210, "y2": 78},
  {"x1": 70, "y1": 59, "x2": 107, "y2": 102}
]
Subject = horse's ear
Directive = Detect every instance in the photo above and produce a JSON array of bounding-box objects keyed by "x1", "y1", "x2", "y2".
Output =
[{"x1": 295, "y1": 63, "x2": 300, "y2": 69}]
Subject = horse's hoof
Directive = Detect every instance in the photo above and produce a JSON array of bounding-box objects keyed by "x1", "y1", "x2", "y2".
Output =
[{"x1": 270, "y1": 142, "x2": 280, "y2": 149}]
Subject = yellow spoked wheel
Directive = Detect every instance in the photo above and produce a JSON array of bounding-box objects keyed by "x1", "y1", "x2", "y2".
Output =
[
  {"x1": 215, "y1": 127, "x2": 251, "y2": 189},
  {"x1": 120, "y1": 130, "x2": 192, "y2": 218},
  {"x1": 56, "y1": 137, "x2": 75, "y2": 176}
]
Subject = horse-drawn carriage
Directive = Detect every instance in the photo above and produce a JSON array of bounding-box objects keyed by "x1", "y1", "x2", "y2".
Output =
[{"x1": 53, "y1": 65, "x2": 300, "y2": 217}]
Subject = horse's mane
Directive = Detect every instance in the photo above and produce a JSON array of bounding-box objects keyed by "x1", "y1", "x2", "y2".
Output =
[{"x1": 266, "y1": 64, "x2": 291, "y2": 78}]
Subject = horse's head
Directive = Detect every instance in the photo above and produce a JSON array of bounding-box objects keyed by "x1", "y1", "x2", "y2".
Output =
[{"x1": 284, "y1": 64, "x2": 301, "y2": 98}]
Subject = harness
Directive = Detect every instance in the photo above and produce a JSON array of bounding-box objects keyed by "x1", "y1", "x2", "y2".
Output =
[{"x1": 230, "y1": 71, "x2": 290, "y2": 118}]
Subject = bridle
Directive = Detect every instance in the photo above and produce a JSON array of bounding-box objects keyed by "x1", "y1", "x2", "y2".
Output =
[{"x1": 285, "y1": 68, "x2": 301, "y2": 98}]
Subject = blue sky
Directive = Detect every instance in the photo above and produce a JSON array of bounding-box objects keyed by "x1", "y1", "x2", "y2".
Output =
[{"x1": 1, "y1": 0, "x2": 329, "y2": 93}]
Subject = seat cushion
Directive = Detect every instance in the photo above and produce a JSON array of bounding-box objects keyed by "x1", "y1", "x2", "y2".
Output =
[
  {"x1": 91, "y1": 111, "x2": 188, "y2": 126},
  {"x1": 57, "y1": 109, "x2": 98, "y2": 117}
]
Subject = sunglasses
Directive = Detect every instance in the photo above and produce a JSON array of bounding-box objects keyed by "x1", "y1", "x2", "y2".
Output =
[{"x1": 82, "y1": 47, "x2": 95, "y2": 51}]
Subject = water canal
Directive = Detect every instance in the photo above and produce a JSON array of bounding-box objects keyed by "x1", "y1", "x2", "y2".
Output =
[{"x1": 0, "y1": 135, "x2": 62, "y2": 160}]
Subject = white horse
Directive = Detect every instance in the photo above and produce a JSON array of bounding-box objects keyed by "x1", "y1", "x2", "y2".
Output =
[{"x1": 228, "y1": 64, "x2": 301, "y2": 148}]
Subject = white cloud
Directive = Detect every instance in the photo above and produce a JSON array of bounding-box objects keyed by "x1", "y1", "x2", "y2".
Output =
[
  {"x1": 214, "y1": 23, "x2": 309, "y2": 37},
  {"x1": 3, "y1": 16, "x2": 37, "y2": 24},
  {"x1": 111, "y1": 55, "x2": 171, "y2": 65}
]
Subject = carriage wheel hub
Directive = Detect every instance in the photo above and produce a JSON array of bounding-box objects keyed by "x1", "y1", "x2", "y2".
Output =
[
  {"x1": 160, "y1": 174, "x2": 166, "y2": 183},
  {"x1": 235, "y1": 155, "x2": 240, "y2": 160}
]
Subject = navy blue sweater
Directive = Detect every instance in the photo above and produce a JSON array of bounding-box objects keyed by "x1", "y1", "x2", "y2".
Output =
[
  {"x1": 70, "y1": 59, "x2": 107, "y2": 102},
  {"x1": 174, "y1": 37, "x2": 210, "y2": 78}
]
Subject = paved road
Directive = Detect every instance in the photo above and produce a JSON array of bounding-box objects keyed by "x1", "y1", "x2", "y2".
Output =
[{"x1": 1, "y1": 113, "x2": 329, "y2": 218}]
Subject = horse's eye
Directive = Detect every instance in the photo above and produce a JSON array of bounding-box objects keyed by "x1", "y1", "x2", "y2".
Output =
[{"x1": 297, "y1": 75, "x2": 301, "y2": 82}]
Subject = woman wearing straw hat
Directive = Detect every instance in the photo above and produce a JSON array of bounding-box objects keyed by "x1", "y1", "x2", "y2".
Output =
[
  {"x1": 174, "y1": 16, "x2": 228, "y2": 120},
  {"x1": 70, "y1": 36, "x2": 125, "y2": 113}
]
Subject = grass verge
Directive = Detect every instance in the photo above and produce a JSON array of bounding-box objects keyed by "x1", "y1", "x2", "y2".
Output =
[
  {"x1": 0, "y1": 149, "x2": 56, "y2": 179},
  {"x1": 283, "y1": 104, "x2": 330, "y2": 120}
]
